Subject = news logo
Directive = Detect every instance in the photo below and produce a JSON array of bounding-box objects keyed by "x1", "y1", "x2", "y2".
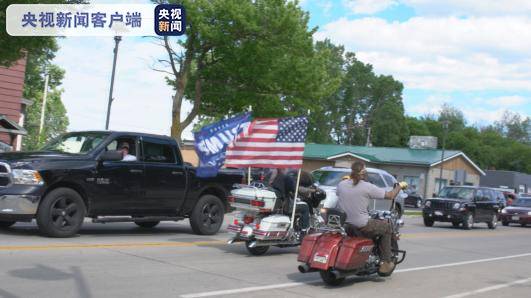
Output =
[{"x1": 154, "y1": 4, "x2": 185, "y2": 36}]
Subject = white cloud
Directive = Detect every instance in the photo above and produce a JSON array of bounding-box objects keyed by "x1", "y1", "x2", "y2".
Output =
[
  {"x1": 407, "y1": 94, "x2": 448, "y2": 115},
  {"x1": 316, "y1": 16, "x2": 531, "y2": 92},
  {"x1": 343, "y1": 0, "x2": 397, "y2": 14},
  {"x1": 486, "y1": 95, "x2": 528, "y2": 107},
  {"x1": 403, "y1": 0, "x2": 531, "y2": 16}
]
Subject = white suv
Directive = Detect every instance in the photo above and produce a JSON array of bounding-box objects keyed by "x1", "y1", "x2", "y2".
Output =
[{"x1": 311, "y1": 166, "x2": 406, "y2": 215}]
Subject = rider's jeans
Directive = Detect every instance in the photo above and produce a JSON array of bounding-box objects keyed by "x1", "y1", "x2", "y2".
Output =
[
  {"x1": 296, "y1": 204, "x2": 310, "y2": 229},
  {"x1": 359, "y1": 219, "x2": 392, "y2": 262}
]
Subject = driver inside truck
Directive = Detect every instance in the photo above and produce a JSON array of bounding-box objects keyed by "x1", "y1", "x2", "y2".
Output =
[{"x1": 336, "y1": 161, "x2": 402, "y2": 275}]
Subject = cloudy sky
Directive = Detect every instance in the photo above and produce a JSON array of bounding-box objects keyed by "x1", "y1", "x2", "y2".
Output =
[{"x1": 54, "y1": 0, "x2": 531, "y2": 139}]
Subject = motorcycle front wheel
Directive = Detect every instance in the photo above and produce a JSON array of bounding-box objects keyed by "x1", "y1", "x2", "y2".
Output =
[
  {"x1": 320, "y1": 270, "x2": 345, "y2": 286},
  {"x1": 245, "y1": 241, "x2": 270, "y2": 256}
]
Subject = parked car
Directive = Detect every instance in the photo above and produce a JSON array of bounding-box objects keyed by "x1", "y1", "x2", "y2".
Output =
[
  {"x1": 404, "y1": 187, "x2": 423, "y2": 208},
  {"x1": 423, "y1": 186, "x2": 500, "y2": 229},
  {"x1": 311, "y1": 166, "x2": 407, "y2": 215},
  {"x1": 0, "y1": 131, "x2": 243, "y2": 237},
  {"x1": 500, "y1": 197, "x2": 531, "y2": 227}
]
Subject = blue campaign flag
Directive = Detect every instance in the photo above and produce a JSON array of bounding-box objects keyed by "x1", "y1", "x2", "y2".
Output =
[{"x1": 194, "y1": 113, "x2": 251, "y2": 177}]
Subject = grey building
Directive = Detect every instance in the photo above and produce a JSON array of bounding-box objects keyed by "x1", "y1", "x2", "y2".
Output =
[{"x1": 480, "y1": 170, "x2": 531, "y2": 194}]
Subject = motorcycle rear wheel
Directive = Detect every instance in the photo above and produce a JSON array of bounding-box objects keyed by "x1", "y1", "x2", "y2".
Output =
[
  {"x1": 245, "y1": 241, "x2": 270, "y2": 256},
  {"x1": 320, "y1": 270, "x2": 345, "y2": 286}
]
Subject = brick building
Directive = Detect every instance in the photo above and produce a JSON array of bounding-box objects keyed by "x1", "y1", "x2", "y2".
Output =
[{"x1": 0, "y1": 58, "x2": 31, "y2": 151}]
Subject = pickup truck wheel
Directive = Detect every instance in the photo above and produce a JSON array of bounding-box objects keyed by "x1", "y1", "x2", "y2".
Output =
[
  {"x1": 134, "y1": 221, "x2": 160, "y2": 228},
  {"x1": 190, "y1": 195, "x2": 224, "y2": 235},
  {"x1": 36, "y1": 188, "x2": 86, "y2": 238},
  {"x1": 0, "y1": 221, "x2": 16, "y2": 228}
]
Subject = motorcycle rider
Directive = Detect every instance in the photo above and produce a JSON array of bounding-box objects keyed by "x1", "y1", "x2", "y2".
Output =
[
  {"x1": 269, "y1": 169, "x2": 313, "y2": 231},
  {"x1": 336, "y1": 161, "x2": 402, "y2": 275}
]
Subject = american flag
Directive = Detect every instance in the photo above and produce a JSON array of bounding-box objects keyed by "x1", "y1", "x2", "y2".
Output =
[{"x1": 224, "y1": 116, "x2": 309, "y2": 168}]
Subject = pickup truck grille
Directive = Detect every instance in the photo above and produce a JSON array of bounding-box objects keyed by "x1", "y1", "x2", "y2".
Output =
[{"x1": 0, "y1": 162, "x2": 11, "y2": 187}]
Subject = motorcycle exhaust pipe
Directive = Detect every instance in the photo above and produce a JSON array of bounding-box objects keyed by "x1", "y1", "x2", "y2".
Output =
[{"x1": 298, "y1": 264, "x2": 316, "y2": 273}]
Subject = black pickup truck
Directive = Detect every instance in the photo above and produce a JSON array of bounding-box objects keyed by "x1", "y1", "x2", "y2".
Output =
[{"x1": 0, "y1": 131, "x2": 243, "y2": 237}]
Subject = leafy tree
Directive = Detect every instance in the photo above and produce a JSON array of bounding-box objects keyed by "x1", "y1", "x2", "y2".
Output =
[
  {"x1": 495, "y1": 110, "x2": 530, "y2": 143},
  {"x1": 155, "y1": 0, "x2": 326, "y2": 143},
  {"x1": 438, "y1": 103, "x2": 466, "y2": 132},
  {"x1": 22, "y1": 53, "x2": 69, "y2": 150},
  {"x1": 325, "y1": 53, "x2": 407, "y2": 147},
  {"x1": 405, "y1": 116, "x2": 430, "y2": 136},
  {"x1": 0, "y1": 0, "x2": 79, "y2": 66}
]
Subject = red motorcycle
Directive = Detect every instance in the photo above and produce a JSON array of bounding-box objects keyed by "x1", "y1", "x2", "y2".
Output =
[{"x1": 297, "y1": 204, "x2": 406, "y2": 286}]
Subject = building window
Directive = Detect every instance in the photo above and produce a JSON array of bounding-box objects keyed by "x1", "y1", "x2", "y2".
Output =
[{"x1": 435, "y1": 178, "x2": 448, "y2": 194}]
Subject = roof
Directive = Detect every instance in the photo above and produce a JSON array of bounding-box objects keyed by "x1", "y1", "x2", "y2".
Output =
[
  {"x1": 304, "y1": 143, "x2": 485, "y2": 175},
  {"x1": 313, "y1": 166, "x2": 391, "y2": 175},
  {"x1": 0, "y1": 114, "x2": 27, "y2": 136}
]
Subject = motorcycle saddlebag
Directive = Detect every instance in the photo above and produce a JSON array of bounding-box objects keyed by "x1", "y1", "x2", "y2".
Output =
[
  {"x1": 335, "y1": 237, "x2": 375, "y2": 271},
  {"x1": 254, "y1": 215, "x2": 290, "y2": 240},
  {"x1": 297, "y1": 233, "x2": 321, "y2": 263},
  {"x1": 308, "y1": 233, "x2": 343, "y2": 270}
]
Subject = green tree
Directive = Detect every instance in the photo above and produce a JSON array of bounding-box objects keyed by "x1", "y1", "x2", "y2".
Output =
[
  {"x1": 0, "y1": 0, "x2": 79, "y2": 66},
  {"x1": 438, "y1": 103, "x2": 466, "y2": 132},
  {"x1": 155, "y1": 0, "x2": 327, "y2": 143},
  {"x1": 22, "y1": 54, "x2": 69, "y2": 150},
  {"x1": 325, "y1": 53, "x2": 407, "y2": 146},
  {"x1": 495, "y1": 110, "x2": 530, "y2": 143}
]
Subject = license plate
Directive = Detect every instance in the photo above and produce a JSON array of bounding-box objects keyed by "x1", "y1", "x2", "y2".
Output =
[
  {"x1": 313, "y1": 254, "x2": 328, "y2": 264},
  {"x1": 512, "y1": 216, "x2": 520, "y2": 221},
  {"x1": 434, "y1": 211, "x2": 443, "y2": 216}
]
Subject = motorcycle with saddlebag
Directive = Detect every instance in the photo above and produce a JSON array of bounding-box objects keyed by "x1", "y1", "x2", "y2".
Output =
[
  {"x1": 227, "y1": 181, "x2": 326, "y2": 255},
  {"x1": 297, "y1": 183, "x2": 407, "y2": 286}
]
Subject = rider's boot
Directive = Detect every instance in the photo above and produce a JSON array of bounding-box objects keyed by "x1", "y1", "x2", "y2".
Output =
[{"x1": 378, "y1": 261, "x2": 396, "y2": 274}]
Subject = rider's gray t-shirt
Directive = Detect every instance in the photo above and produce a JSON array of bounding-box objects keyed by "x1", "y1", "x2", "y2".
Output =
[{"x1": 336, "y1": 179, "x2": 386, "y2": 228}]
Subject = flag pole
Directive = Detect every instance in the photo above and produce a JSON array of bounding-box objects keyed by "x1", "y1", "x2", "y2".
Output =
[
  {"x1": 289, "y1": 168, "x2": 302, "y2": 230},
  {"x1": 247, "y1": 104, "x2": 253, "y2": 186}
]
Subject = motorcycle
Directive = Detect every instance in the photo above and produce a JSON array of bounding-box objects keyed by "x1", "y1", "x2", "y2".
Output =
[
  {"x1": 297, "y1": 184, "x2": 407, "y2": 286},
  {"x1": 227, "y1": 182, "x2": 326, "y2": 255}
]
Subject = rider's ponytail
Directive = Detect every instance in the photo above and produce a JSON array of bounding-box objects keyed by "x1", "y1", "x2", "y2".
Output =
[{"x1": 350, "y1": 161, "x2": 366, "y2": 186}]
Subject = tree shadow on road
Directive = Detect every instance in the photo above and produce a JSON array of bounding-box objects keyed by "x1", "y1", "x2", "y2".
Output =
[{"x1": 8, "y1": 265, "x2": 92, "y2": 298}]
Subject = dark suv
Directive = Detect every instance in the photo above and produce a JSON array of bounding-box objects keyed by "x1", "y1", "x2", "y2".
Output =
[{"x1": 423, "y1": 186, "x2": 500, "y2": 229}]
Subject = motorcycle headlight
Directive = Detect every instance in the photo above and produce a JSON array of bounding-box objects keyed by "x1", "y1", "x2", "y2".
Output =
[
  {"x1": 452, "y1": 203, "x2": 460, "y2": 210},
  {"x1": 425, "y1": 201, "x2": 431, "y2": 208},
  {"x1": 528, "y1": 211, "x2": 531, "y2": 216},
  {"x1": 501, "y1": 209, "x2": 507, "y2": 214},
  {"x1": 11, "y1": 169, "x2": 44, "y2": 185}
]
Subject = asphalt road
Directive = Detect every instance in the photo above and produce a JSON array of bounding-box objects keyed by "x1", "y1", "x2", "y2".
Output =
[{"x1": 1, "y1": 215, "x2": 530, "y2": 298}]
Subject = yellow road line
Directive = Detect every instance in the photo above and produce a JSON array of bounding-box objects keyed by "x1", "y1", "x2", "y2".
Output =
[
  {"x1": 402, "y1": 229, "x2": 530, "y2": 239},
  {"x1": 1, "y1": 229, "x2": 528, "y2": 251},
  {"x1": 0, "y1": 240, "x2": 228, "y2": 251}
]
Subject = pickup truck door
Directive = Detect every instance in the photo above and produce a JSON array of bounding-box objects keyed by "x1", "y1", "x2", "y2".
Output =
[
  {"x1": 92, "y1": 136, "x2": 145, "y2": 214},
  {"x1": 141, "y1": 137, "x2": 187, "y2": 211}
]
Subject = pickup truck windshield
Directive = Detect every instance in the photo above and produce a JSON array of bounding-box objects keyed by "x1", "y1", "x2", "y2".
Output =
[
  {"x1": 438, "y1": 187, "x2": 474, "y2": 200},
  {"x1": 41, "y1": 132, "x2": 109, "y2": 154}
]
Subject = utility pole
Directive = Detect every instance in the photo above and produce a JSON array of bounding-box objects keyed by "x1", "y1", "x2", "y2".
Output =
[
  {"x1": 105, "y1": 36, "x2": 122, "y2": 130},
  {"x1": 438, "y1": 120, "x2": 450, "y2": 193},
  {"x1": 38, "y1": 68, "x2": 49, "y2": 143}
]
